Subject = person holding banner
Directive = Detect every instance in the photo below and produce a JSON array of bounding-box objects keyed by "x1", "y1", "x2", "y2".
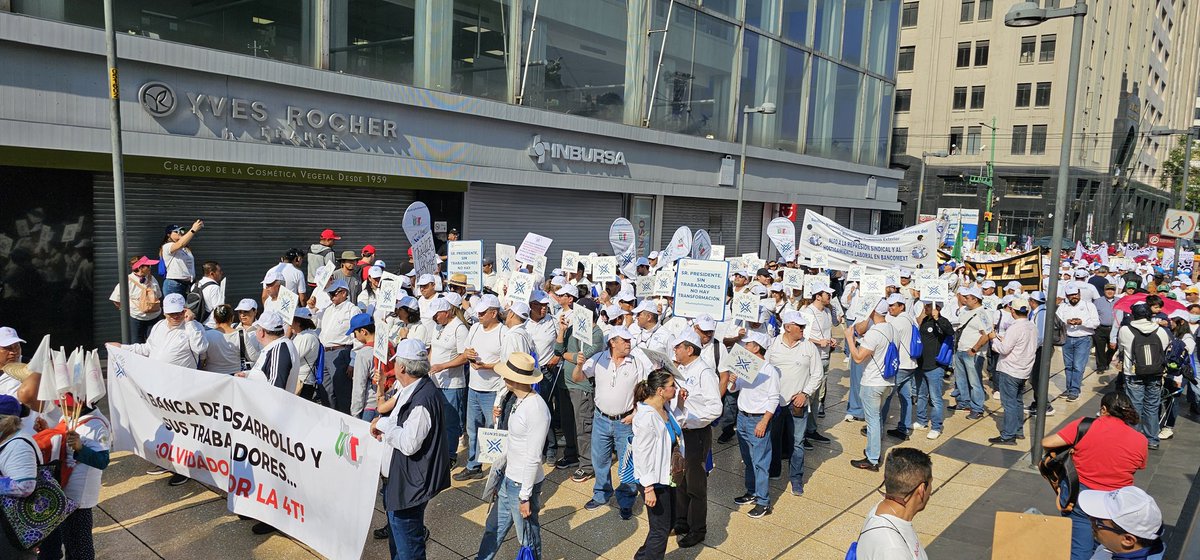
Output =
[
  {"x1": 240, "y1": 311, "x2": 299, "y2": 392},
  {"x1": 458, "y1": 294, "x2": 508, "y2": 481},
  {"x1": 115, "y1": 293, "x2": 208, "y2": 371},
  {"x1": 291, "y1": 308, "x2": 325, "y2": 402},
  {"x1": 371, "y1": 339, "x2": 451, "y2": 560},
  {"x1": 475, "y1": 352, "x2": 551, "y2": 560},
  {"x1": 233, "y1": 299, "x2": 262, "y2": 367},
  {"x1": 669, "y1": 330, "x2": 720, "y2": 547},
  {"x1": 732, "y1": 330, "x2": 779, "y2": 518},
  {"x1": 767, "y1": 311, "x2": 824, "y2": 490},
  {"x1": 311, "y1": 279, "x2": 358, "y2": 414}
]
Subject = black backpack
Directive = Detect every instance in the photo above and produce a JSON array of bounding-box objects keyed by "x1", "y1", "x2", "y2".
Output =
[
  {"x1": 187, "y1": 280, "x2": 218, "y2": 320},
  {"x1": 1129, "y1": 327, "x2": 1167, "y2": 377},
  {"x1": 1038, "y1": 417, "x2": 1094, "y2": 513}
]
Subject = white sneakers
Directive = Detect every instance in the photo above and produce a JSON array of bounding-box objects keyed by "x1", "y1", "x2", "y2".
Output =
[
  {"x1": 844, "y1": 414, "x2": 856, "y2": 422},
  {"x1": 1158, "y1": 427, "x2": 1174, "y2": 440},
  {"x1": 927, "y1": 430, "x2": 941, "y2": 440},
  {"x1": 911, "y1": 422, "x2": 928, "y2": 431},
  {"x1": 992, "y1": 391, "x2": 1001, "y2": 400}
]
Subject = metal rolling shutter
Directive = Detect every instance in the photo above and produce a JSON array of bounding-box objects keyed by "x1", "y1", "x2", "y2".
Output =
[
  {"x1": 93, "y1": 174, "x2": 414, "y2": 345},
  {"x1": 660, "y1": 197, "x2": 763, "y2": 256},
  {"x1": 464, "y1": 184, "x2": 624, "y2": 261}
]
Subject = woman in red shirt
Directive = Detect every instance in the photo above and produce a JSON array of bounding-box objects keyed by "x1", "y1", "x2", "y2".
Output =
[{"x1": 1041, "y1": 392, "x2": 1147, "y2": 560}]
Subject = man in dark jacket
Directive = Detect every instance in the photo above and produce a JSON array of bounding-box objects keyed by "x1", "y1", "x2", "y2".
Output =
[{"x1": 913, "y1": 300, "x2": 953, "y2": 441}]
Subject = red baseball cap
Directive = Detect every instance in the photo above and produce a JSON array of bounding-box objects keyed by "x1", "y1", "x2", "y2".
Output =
[
  {"x1": 131, "y1": 256, "x2": 160, "y2": 270},
  {"x1": 362, "y1": 244, "x2": 376, "y2": 255},
  {"x1": 320, "y1": 229, "x2": 341, "y2": 240},
  {"x1": 407, "y1": 247, "x2": 413, "y2": 257}
]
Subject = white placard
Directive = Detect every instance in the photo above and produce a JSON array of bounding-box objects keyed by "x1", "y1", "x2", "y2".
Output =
[
  {"x1": 448, "y1": 240, "x2": 483, "y2": 291},
  {"x1": 851, "y1": 292, "x2": 879, "y2": 320},
  {"x1": 561, "y1": 250, "x2": 579, "y2": 273},
  {"x1": 477, "y1": 428, "x2": 509, "y2": 464},
  {"x1": 411, "y1": 231, "x2": 439, "y2": 276},
  {"x1": 653, "y1": 269, "x2": 675, "y2": 296},
  {"x1": 741, "y1": 252, "x2": 759, "y2": 260},
  {"x1": 277, "y1": 287, "x2": 299, "y2": 325},
  {"x1": 811, "y1": 252, "x2": 829, "y2": 270},
  {"x1": 913, "y1": 269, "x2": 937, "y2": 282},
  {"x1": 636, "y1": 275, "x2": 654, "y2": 296},
  {"x1": 710, "y1": 245, "x2": 725, "y2": 261},
  {"x1": 673, "y1": 258, "x2": 729, "y2": 320},
  {"x1": 496, "y1": 244, "x2": 517, "y2": 275},
  {"x1": 884, "y1": 270, "x2": 901, "y2": 288},
  {"x1": 861, "y1": 274, "x2": 887, "y2": 297},
  {"x1": 0, "y1": 234, "x2": 12, "y2": 258},
  {"x1": 726, "y1": 257, "x2": 746, "y2": 274},
  {"x1": 731, "y1": 292, "x2": 761, "y2": 322},
  {"x1": 720, "y1": 343, "x2": 766, "y2": 383},
  {"x1": 61, "y1": 223, "x2": 81, "y2": 244},
  {"x1": 847, "y1": 264, "x2": 865, "y2": 282},
  {"x1": 508, "y1": 272, "x2": 536, "y2": 302},
  {"x1": 377, "y1": 273, "x2": 401, "y2": 313},
  {"x1": 919, "y1": 279, "x2": 949, "y2": 303},
  {"x1": 572, "y1": 305, "x2": 594, "y2": 346},
  {"x1": 516, "y1": 232, "x2": 553, "y2": 264},
  {"x1": 532, "y1": 255, "x2": 547, "y2": 279},
  {"x1": 592, "y1": 256, "x2": 618, "y2": 282},
  {"x1": 783, "y1": 269, "x2": 805, "y2": 291},
  {"x1": 372, "y1": 332, "x2": 389, "y2": 367}
]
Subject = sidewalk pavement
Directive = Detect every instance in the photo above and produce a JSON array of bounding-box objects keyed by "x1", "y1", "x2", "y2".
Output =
[{"x1": 90, "y1": 352, "x2": 1199, "y2": 559}]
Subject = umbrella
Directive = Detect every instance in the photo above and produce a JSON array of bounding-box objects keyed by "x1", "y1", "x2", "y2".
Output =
[{"x1": 1113, "y1": 292, "x2": 1186, "y2": 314}]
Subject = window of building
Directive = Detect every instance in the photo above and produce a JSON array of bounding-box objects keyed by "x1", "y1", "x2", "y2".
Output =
[
  {"x1": 974, "y1": 40, "x2": 990, "y2": 66},
  {"x1": 1040, "y1": 35, "x2": 1056, "y2": 62},
  {"x1": 898, "y1": 46, "x2": 916, "y2": 71},
  {"x1": 943, "y1": 176, "x2": 976, "y2": 195},
  {"x1": 901, "y1": 2, "x2": 920, "y2": 27},
  {"x1": 998, "y1": 209, "x2": 1043, "y2": 237},
  {"x1": 970, "y1": 86, "x2": 986, "y2": 109},
  {"x1": 1007, "y1": 178, "x2": 1043, "y2": 196},
  {"x1": 1044, "y1": 0, "x2": 1059, "y2": 8},
  {"x1": 957, "y1": 42, "x2": 972, "y2": 67},
  {"x1": 1035, "y1": 82, "x2": 1052, "y2": 107},
  {"x1": 1011, "y1": 125, "x2": 1028, "y2": 154},
  {"x1": 1020, "y1": 36, "x2": 1036, "y2": 63},
  {"x1": 953, "y1": 86, "x2": 968, "y2": 110},
  {"x1": 949, "y1": 126, "x2": 964, "y2": 154},
  {"x1": 895, "y1": 89, "x2": 912, "y2": 112},
  {"x1": 892, "y1": 128, "x2": 909, "y2": 154},
  {"x1": 978, "y1": 0, "x2": 993, "y2": 19},
  {"x1": 1030, "y1": 124, "x2": 1048, "y2": 154},
  {"x1": 961, "y1": 0, "x2": 975, "y2": 22},
  {"x1": 1015, "y1": 83, "x2": 1032, "y2": 107},
  {"x1": 967, "y1": 126, "x2": 982, "y2": 154}
]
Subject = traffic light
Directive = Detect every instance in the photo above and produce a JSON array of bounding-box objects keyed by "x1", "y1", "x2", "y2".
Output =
[{"x1": 983, "y1": 211, "x2": 993, "y2": 221}]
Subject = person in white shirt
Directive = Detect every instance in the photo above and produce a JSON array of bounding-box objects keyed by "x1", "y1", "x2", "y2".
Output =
[
  {"x1": 290, "y1": 308, "x2": 324, "y2": 403},
  {"x1": 474, "y1": 353, "x2": 551, "y2": 560},
  {"x1": 159, "y1": 220, "x2": 202, "y2": 298},
  {"x1": 767, "y1": 311, "x2": 825, "y2": 493},
  {"x1": 110, "y1": 255, "x2": 163, "y2": 343},
  {"x1": 232, "y1": 299, "x2": 262, "y2": 369},
  {"x1": 1057, "y1": 285, "x2": 1100, "y2": 401},
  {"x1": 199, "y1": 304, "x2": 241, "y2": 375},
  {"x1": 731, "y1": 330, "x2": 780, "y2": 518},
  {"x1": 273, "y1": 248, "x2": 308, "y2": 305},
  {"x1": 526, "y1": 291, "x2": 565, "y2": 460},
  {"x1": 854, "y1": 447, "x2": 932, "y2": 560},
  {"x1": 630, "y1": 299, "x2": 671, "y2": 359},
  {"x1": 416, "y1": 274, "x2": 441, "y2": 333},
  {"x1": 883, "y1": 293, "x2": 919, "y2": 441},
  {"x1": 310, "y1": 279, "x2": 358, "y2": 414},
  {"x1": 630, "y1": 370, "x2": 682, "y2": 560},
  {"x1": 669, "y1": 330, "x2": 721, "y2": 547},
  {"x1": 951, "y1": 286, "x2": 992, "y2": 418},
  {"x1": 481, "y1": 258, "x2": 498, "y2": 291},
  {"x1": 41, "y1": 399, "x2": 110, "y2": 560},
  {"x1": 115, "y1": 293, "x2": 208, "y2": 370},
  {"x1": 984, "y1": 298, "x2": 1039, "y2": 444},
  {"x1": 191, "y1": 261, "x2": 224, "y2": 328},
  {"x1": 578, "y1": 327, "x2": 652, "y2": 520},
  {"x1": 260, "y1": 268, "x2": 285, "y2": 317},
  {"x1": 239, "y1": 311, "x2": 299, "y2": 396},
  {"x1": 458, "y1": 294, "x2": 508, "y2": 479},
  {"x1": 800, "y1": 286, "x2": 838, "y2": 443},
  {"x1": 846, "y1": 301, "x2": 897, "y2": 471},
  {"x1": 426, "y1": 297, "x2": 469, "y2": 464}
]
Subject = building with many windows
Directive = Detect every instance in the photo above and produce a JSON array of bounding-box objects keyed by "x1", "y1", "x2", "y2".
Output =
[
  {"x1": 890, "y1": 0, "x2": 1199, "y2": 245},
  {"x1": 0, "y1": 1, "x2": 902, "y2": 345}
]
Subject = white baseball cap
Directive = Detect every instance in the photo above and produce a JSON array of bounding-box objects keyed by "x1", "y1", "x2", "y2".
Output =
[
  {"x1": 603, "y1": 304, "x2": 626, "y2": 320},
  {"x1": 555, "y1": 284, "x2": 579, "y2": 298},
  {"x1": 397, "y1": 295, "x2": 419, "y2": 310},
  {"x1": 472, "y1": 294, "x2": 501, "y2": 314},
  {"x1": 885, "y1": 293, "x2": 907, "y2": 307},
  {"x1": 648, "y1": 251, "x2": 660, "y2": 259},
  {"x1": 326, "y1": 278, "x2": 350, "y2": 293},
  {"x1": 163, "y1": 293, "x2": 187, "y2": 314},
  {"x1": 551, "y1": 275, "x2": 567, "y2": 287},
  {"x1": 632, "y1": 299, "x2": 659, "y2": 316},
  {"x1": 253, "y1": 311, "x2": 285, "y2": 331},
  {"x1": 617, "y1": 290, "x2": 637, "y2": 303},
  {"x1": 606, "y1": 326, "x2": 633, "y2": 342},
  {"x1": 1074, "y1": 268, "x2": 1089, "y2": 278},
  {"x1": 673, "y1": 329, "x2": 702, "y2": 349},
  {"x1": 508, "y1": 301, "x2": 531, "y2": 319},
  {"x1": 980, "y1": 280, "x2": 997, "y2": 290},
  {"x1": 781, "y1": 310, "x2": 807, "y2": 326},
  {"x1": 959, "y1": 286, "x2": 983, "y2": 299},
  {"x1": 261, "y1": 268, "x2": 284, "y2": 286},
  {"x1": 416, "y1": 274, "x2": 437, "y2": 287},
  {"x1": 1064, "y1": 285, "x2": 1081, "y2": 295},
  {"x1": 395, "y1": 338, "x2": 428, "y2": 361},
  {"x1": 442, "y1": 292, "x2": 463, "y2": 307},
  {"x1": 0, "y1": 327, "x2": 25, "y2": 347},
  {"x1": 530, "y1": 290, "x2": 551, "y2": 305},
  {"x1": 1076, "y1": 487, "x2": 1162, "y2": 541},
  {"x1": 694, "y1": 314, "x2": 717, "y2": 332},
  {"x1": 898, "y1": 268, "x2": 912, "y2": 278},
  {"x1": 234, "y1": 298, "x2": 259, "y2": 312},
  {"x1": 368, "y1": 265, "x2": 384, "y2": 279},
  {"x1": 742, "y1": 330, "x2": 770, "y2": 349},
  {"x1": 293, "y1": 307, "x2": 313, "y2": 321},
  {"x1": 1005, "y1": 280, "x2": 1024, "y2": 292},
  {"x1": 427, "y1": 297, "x2": 451, "y2": 314}
]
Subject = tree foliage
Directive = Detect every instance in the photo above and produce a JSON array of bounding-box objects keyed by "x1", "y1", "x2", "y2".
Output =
[{"x1": 1161, "y1": 137, "x2": 1200, "y2": 211}]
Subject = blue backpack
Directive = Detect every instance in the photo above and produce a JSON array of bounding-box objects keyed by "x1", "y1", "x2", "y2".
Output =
[
  {"x1": 935, "y1": 338, "x2": 954, "y2": 368},
  {"x1": 909, "y1": 323, "x2": 924, "y2": 358},
  {"x1": 881, "y1": 341, "x2": 901, "y2": 380}
]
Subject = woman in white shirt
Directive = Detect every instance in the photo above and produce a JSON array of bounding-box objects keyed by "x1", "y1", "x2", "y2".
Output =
[
  {"x1": 632, "y1": 370, "x2": 682, "y2": 560},
  {"x1": 291, "y1": 309, "x2": 324, "y2": 404},
  {"x1": 110, "y1": 255, "x2": 162, "y2": 343},
  {"x1": 0, "y1": 395, "x2": 37, "y2": 559},
  {"x1": 233, "y1": 299, "x2": 262, "y2": 368},
  {"x1": 159, "y1": 220, "x2": 203, "y2": 297},
  {"x1": 200, "y1": 305, "x2": 242, "y2": 374}
]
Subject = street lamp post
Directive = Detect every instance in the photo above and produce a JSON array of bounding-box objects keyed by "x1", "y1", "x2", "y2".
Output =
[
  {"x1": 971, "y1": 118, "x2": 998, "y2": 244},
  {"x1": 1005, "y1": 0, "x2": 1088, "y2": 467},
  {"x1": 734, "y1": 102, "x2": 777, "y2": 254},
  {"x1": 916, "y1": 150, "x2": 949, "y2": 223},
  {"x1": 1149, "y1": 126, "x2": 1198, "y2": 279}
]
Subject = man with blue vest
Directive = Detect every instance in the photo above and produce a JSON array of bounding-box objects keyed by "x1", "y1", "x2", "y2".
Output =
[{"x1": 371, "y1": 338, "x2": 451, "y2": 560}]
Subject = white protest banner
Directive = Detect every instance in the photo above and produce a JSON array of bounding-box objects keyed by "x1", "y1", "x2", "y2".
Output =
[
  {"x1": 516, "y1": 232, "x2": 553, "y2": 264},
  {"x1": 767, "y1": 217, "x2": 797, "y2": 262},
  {"x1": 673, "y1": 258, "x2": 728, "y2": 320},
  {"x1": 561, "y1": 250, "x2": 579, "y2": 274},
  {"x1": 783, "y1": 269, "x2": 805, "y2": 291},
  {"x1": 653, "y1": 268, "x2": 675, "y2": 296},
  {"x1": 277, "y1": 287, "x2": 299, "y2": 325},
  {"x1": 861, "y1": 274, "x2": 887, "y2": 297},
  {"x1": 731, "y1": 292, "x2": 761, "y2": 322},
  {"x1": 847, "y1": 264, "x2": 865, "y2": 282},
  {"x1": 710, "y1": 245, "x2": 725, "y2": 261},
  {"x1": 609, "y1": 218, "x2": 636, "y2": 256},
  {"x1": 107, "y1": 347, "x2": 384, "y2": 560},
  {"x1": 496, "y1": 244, "x2": 517, "y2": 275},
  {"x1": 448, "y1": 240, "x2": 483, "y2": 291},
  {"x1": 664, "y1": 226, "x2": 693, "y2": 263},
  {"x1": 692, "y1": 230, "x2": 713, "y2": 260},
  {"x1": 572, "y1": 305, "x2": 595, "y2": 346},
  {"x1": 636, "y1": 275, "x2": 654, "y2": 296},
  {"x1": 798, "y1": 209, "x2": 938, "y2": 272},
  {"x1": 508, "y1": 272, "x2": 536, "y2": 302},
  {"x1": 919, "y1": 279, "x2": 949, "y2": 303},
  {"x1": 477, "y1": 428, "x2": 508, "y2": 464},
  {"x1": 720, "y1": 343, "x2": 766, "y2": 383},
  {"x1": 592, "y1": 256, "x2": 618, "y2": 282},
  {"x1": 804, "y1": 275, "x2": 830, "y2": 299}
]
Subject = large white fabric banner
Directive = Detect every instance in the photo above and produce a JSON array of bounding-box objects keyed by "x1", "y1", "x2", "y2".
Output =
[
  {"x1": 107, "y1": 347, "x2": 385, "y2": 560},
  {"x1": 797, "y1": 210, "x2": 938, "y2": 272}
]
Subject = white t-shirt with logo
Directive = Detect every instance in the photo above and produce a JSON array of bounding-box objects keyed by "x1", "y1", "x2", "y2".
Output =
[{"x1": 856, "y1": 504, "x2": 928, "y2": 560}]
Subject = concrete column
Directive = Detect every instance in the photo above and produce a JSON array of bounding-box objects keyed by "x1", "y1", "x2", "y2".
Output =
[{"x1": 415, "y1": 0, "x2": 452, "y2": 91}]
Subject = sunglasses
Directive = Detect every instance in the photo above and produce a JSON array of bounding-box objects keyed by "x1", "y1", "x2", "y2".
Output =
[
  {"x1": 172, "y1": 228, "x2": 187, "y2": 234},
  {"x1": 1090, "y1": 518, "x2": 1127, "y2": 536}
]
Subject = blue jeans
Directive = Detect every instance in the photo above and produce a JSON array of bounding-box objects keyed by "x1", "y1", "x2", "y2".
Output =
[
  {"x1": 914, "y1": 367, "x2": 945, "y2": 431},
  {"x1": 441, "y1": 387, "x2": 467, "y2": 461},
  {"x1": 386, "y1": 503, "x2": 428, "y2": 560},
  {"x1": 736, "y1": 412, "x2": 772, "y2": 505},
  {"x1": 885, "y1": 369, "x2": 916, "y2": 432},
  {"x1": 361, "y1": 409, "x2": 378, "y2": 422},
  {"x1": 476, "y1": 477, "x2": 543, "y2": 560},
  {"x1": 131, "y1": 317, "x2": 157, "y2": 344},
  {"x1": 996, "y1": 372, "x2": 1027, "y2": 439},
  {"x1": 952, "y1": 351, "x2": 986, "y2": 414},
  {"x1": 466, "y1": 389, "x2": 497, "y2": 470},
  {"x1": 1062, "y1": 336, "x2": 1091, "y2": 397},
  {"x1": 847, "y1": 357, "x2": 865, "y2": 418},
  {"x1": 1124, "y1": 376, "x2": 1162, "y2": 445},
  {"x1": 162, "y1": 278, "x2": 189, "y2": 298},
  {"x1": 1065, "y1": 482, "x2": 1095, "y2": 560},
  {"x1": 860, "y1": 385, "x2": 892, "y2": 464},
  {"x1": 591, "y1": 411, "x2": 636, "y2": 509}
]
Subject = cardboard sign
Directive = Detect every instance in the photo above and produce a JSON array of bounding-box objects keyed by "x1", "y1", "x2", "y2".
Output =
[
  {"x1": 653, "y1": 269, "x2": 675, "y2": 296},
  {"x1": 731, "y1": 292, "x2": 761, "y2": 322},
  {"x1": 508, "y1": 272, "x2": 536, "y2": 302},
  {"x1": 919, "y1": 279, "x2": 949, "y2": 303},
  {"x1": 516, "y1": 232, "x2": 552, "y2": 264},
  {"x1": 913, "y1": 269, "x2": 937, "y2": 281},
  {"x1": 592, "y1": 256, "x2": 618, "y2": 282},
  {"x1": 636, "y1": 275, "x2": 654, "y2": 296},
  {"x1": 411, "y1": 230, "x2": 439, "y2": 276},
  {"x1": 673, "y1": 259, "x2": 729, "y2": 320},
  {"x1": 277, "y1": 287, "x2": 299, "y2": 325},
  {"x1": 860, "y1": 274, "x2": 887, "y2": 297},
  {"x1": 720, "y1": 343, "x2": 766, "y2": 383},
  {"x1": 496, "y1": 244, "x2": 517, "y2": 275},
  {"x1": 710, "y1": 245, "x2": 725, "y2": 261},
  {"x1": 572, "y1": 305, "x2": 594, "y2": 346},
  {"x1": 477, "y1": 428, "x2": 509, "y2": 464},
  {"x1": 783, "y1": 269, "x2": 805, "y2": 291},
  {"x1": 561, "y1": 250, "x2": 579, "y2": 274},
  {"x1": 811, "y1": 253, "x2": 829, "y2": 270},
  {"x1": 847, "y1": 264, "x2": 865, "y2": 282},
  {"x1": 991, "y1": 512, "x2": 1071, "y2": 560},
  {"x1": 804, "y1": 275, "x2": 831, "y2": 299},
  {"x1": 448, "y1": 240, "x2": 483, "y2": 291}
]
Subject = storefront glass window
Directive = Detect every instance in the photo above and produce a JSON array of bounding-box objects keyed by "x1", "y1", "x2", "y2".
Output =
[
  {"x1": 842, "y1": 0, "x2": 866, "y2": 66},
  {"x1": 739, "y1": 33, "x2": 807, "y2": 152},
  {"x1": 451, "y1": 0, "x2": 511, "y2": 102},
  {"x1": 812, "y1": 0, "x2": 844, "y2": 58},
  {"x1": 330, "y1": 0, "x2": 416, "y2": 85},
  {"x1": 519, "y1": 0, "x2": 628, "y2": 123},
  {"x1": 647, "y1": 3, "x2": 736, "y2": 140},
  {"x1": 805, "y1": 58, "x2": 861, "y2": 163},
  {"x1": 865, "y1": 0, "x2": 899, "y2": 75}
]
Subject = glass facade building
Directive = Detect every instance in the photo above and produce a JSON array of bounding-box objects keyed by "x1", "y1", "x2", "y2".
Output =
[{"x1": 16, "y1": 0, "x2": 898, "y2": 167}]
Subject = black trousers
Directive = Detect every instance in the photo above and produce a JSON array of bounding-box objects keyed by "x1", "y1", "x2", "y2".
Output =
[
  {"x1": 635, "y1": 484, "x2": 674, "y2": 560},
  {"x1": 673, "y1": 427, "x2": 711, "y2": 535},
  {"x1": 1093, "y1": 326, "x2": 1114, "y2": 371}
]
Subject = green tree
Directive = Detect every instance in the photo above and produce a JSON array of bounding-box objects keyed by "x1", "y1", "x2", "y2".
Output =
[{"x1": 1161, "y1": 136, "x2": 1200, "y2": 211}]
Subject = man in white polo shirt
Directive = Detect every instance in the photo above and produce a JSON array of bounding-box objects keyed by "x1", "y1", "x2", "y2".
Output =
[
  {"x1": 630, "y1": 299, "x2": 671, "y2": 358},
  {"x1": 731, "y1": 330, "x2": 780, "y2": 519},
  {"x1": 767, "y1": 311, "x2": 824, "y2": 493},
  {"x1": 800, "y1": 285, "x2": 838, "y2": 445},
  {"x1": 311, "y1": 278, "x2": 358, "y2": 414},
  {"x1": 669, "y1": 330, "x2": 721, "y2": 547},
  {"x1": 416, "y1": 274, "x2": 440, "y2": 332},
  {"x1": 882, "y1": 293, "x2": 918, "y2": 441},
  {"x1": 846, "y1": 301, "x2": 897, "y2": 472}
]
